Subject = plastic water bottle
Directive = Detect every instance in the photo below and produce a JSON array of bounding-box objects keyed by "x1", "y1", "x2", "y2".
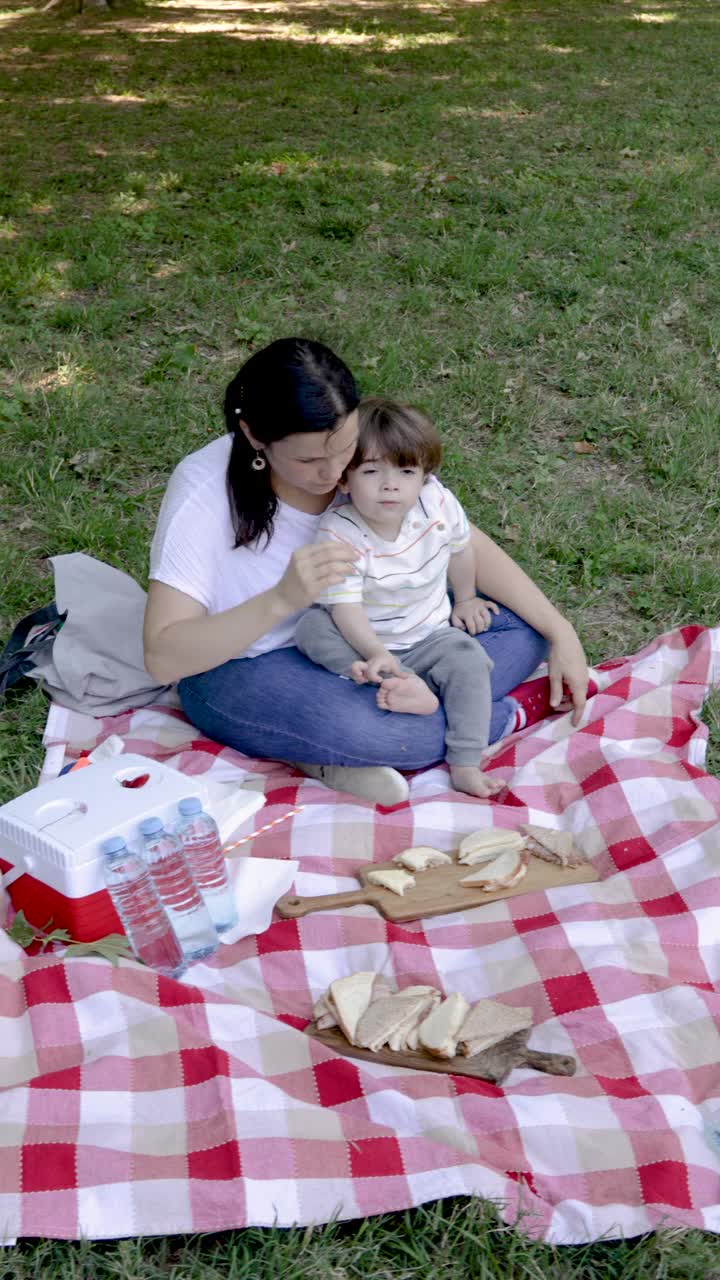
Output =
[
  {"x1": 101, "y1": 837, "x2": 185, "y2": 979},
  {"x1": 176, "y1": 797, "x2": 238, "y2": 935},
  {"x1": 138, "y1": 817, "x2": 218, "y2": 962}
]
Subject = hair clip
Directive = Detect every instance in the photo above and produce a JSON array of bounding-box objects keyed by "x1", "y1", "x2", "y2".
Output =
[{"x1": 234, "y1": 406, "x2": 242, "y2": 415}]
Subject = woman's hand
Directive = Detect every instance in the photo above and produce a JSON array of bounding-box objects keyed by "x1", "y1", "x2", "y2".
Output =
[
  {"x1": 451, "y1": 597, "x2": 499, "y2": 635},
  {"x1": 275, "y1": 542, "x2": 359, "y2": 612},
  {"x1": 547, "y1": 623, "x2": 589, "y2": 726}
]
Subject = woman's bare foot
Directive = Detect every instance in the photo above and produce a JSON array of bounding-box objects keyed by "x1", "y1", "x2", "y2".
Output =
[
  {"x1": 376, "y1": 675, "x2": 439, "y2": 715},
  {"x1": 449, "y1": 765, "x2": 505, "y2": 798}
]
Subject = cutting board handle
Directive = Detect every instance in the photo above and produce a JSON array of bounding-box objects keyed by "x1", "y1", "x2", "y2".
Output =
[
  {"x1": 522, "y1": 1049, "x2": 576, "y2": 1077},
  {"x1": 276, "y1": 888, "x2": 376, "y2": 919}
]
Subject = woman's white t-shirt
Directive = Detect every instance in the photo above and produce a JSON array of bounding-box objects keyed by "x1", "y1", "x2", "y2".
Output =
[{"x1": 149, "y1": 434, "x2": 339, "y2": 659}]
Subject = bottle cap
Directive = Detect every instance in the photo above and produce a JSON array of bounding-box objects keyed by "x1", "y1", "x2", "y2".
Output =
[
  {"x1": 139, "y1": 816, "x2": 163, "y2": 837},
  {"x1": 178, "y1": 796, "x2": 202, "y2": 816},
  {"x1": 102, "y1": 835, "x2": 126, "y2": 856}
]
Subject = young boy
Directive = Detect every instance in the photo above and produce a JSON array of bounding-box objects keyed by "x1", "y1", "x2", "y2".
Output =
[{"x1": 294, "y1": 398, "x2": 505, "y2": 799}]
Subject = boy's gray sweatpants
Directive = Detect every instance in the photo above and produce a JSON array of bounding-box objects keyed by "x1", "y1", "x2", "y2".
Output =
[{"x1": 295, "y1": 607, "x2": 494, "y2": 766}]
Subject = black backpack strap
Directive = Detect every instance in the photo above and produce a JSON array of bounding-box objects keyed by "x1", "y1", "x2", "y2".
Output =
[{"x1": 0, "y1": 603, "x2": 67, "y2": 702}]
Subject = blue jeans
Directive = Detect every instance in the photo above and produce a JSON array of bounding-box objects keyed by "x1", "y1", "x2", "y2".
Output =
[{"x1": 178, "y1": 607, "x2": 547, "y2": 770}]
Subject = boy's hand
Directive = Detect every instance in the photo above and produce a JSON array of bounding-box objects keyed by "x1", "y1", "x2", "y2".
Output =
[
  {"x1": 451, "y1": 597, "x2": 499, "y2": 635},
  {"x1": 351, "y1": 650, "x2": 407, "y2": 684}
]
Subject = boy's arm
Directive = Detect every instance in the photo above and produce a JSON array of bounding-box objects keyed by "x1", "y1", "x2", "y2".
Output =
[
  {"x1": 330, "y1": 603, "x2": 404, "y2": 681},
  {"x1": 447, "y1": 544, "x2": 499, "y2": 636},
  {"x1": 330, "y1": 603, "x2": 386, "y2": 660},
  {"x1": 447, "y1": 544, "x2": 476, "y2": 604}
]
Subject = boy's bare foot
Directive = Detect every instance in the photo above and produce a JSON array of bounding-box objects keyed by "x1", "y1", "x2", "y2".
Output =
[
  {"x1": 449, "y1": 765, "x2": 505, "y2": 798},
  {"x1": 376, "y1": 675, "x2": 439, "y2": 715}
]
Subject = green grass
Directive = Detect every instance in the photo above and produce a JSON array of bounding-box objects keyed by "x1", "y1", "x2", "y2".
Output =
[
  {"x1": 4, "y1": 1198, "x2": 720, "y2": 1279},
  {"x1": 2, "y1": 0, "x2": 720, "y2": 1268}
]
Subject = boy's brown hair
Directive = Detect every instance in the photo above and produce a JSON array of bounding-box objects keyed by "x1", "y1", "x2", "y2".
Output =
[{"x1": 350, "y1": 397, "x2": 443, "y2": 474}]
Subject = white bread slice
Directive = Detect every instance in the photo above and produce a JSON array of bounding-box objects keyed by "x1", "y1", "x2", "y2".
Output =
[
  {"x1": 366, "y1": 868, "x2": 416, "y2": 896},
  {"x1": 457, "y1": 1000, "x2": 533, "y2": 1057},
  {"x1": 392, "y1": 988, "x2": 441, "y2": 1051},
  {"x1": 405, "y1": 1025, "x2": 420, "y2": 1051},
  {"x1": 418, "y1": 992, "x2": 470, "y2": 1058},
  {"x1": 328, "y1": 972, "x2": 378, "y2": 1045},
  {"x1": 458, "y1": 829, "x2": 525, "y2": 864},
  {"x1": 393, "y1": 846, "x2": 453, "y2": 872},
  {"x1": 522, "y1": 824, "x2": 585, "y2": 868},
  {"x1": 386, "y1": 993, "x2": 436, "y2": 1051},
  {"x1": 312, "y1": 993, "x2": 339, "y2": 1031},
  {"x1": 313, "y1": 993, "x2": 333, "y2": 1021},
  {"x1": 371, "y1": 974, "x2": 395, "y2": 1001},
  {"x1": 460, "y1": 847, "x2": 529, "y2": 891},
  {"x1": 356, "y1": 994, "x2": 430, "y2": 1052},
  {"x1": 459, "y1": 846, "x2": 518, "y2": 868},
  {"x1": 399, "y1": 984, "x2": 441, "y2": 999}
]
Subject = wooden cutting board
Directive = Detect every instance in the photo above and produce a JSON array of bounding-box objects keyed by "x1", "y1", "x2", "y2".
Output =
[
  {"x1": 276, "y1": 854, "x2": 599, "y2": 923},
  {"x1": 308, "y1": 1024, "x2": 577, "y2": 1085}
]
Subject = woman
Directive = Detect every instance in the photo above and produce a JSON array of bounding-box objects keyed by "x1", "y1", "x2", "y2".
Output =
[{"x1": 144, "y1": 337, "x2": 588, "y2": 806}]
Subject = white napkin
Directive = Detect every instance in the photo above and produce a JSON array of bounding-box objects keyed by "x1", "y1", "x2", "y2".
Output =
[
  {"x1": 0, "y1": 927, "x2": 22, "y2": 965},
  {"x1": 218, "y1": 856, "x2": 298, "y2": 946},
  {"x1": 203, "y1": 780, "x2": 266, "y2": 845}
]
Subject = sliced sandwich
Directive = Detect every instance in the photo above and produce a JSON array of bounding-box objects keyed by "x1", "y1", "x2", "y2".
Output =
[
  {"x1": 458, "y1": 828, "x2": 526, "y2": 865},
  {"x1": 459, "y1": 847, "x2": 529, "y2": 891},
  {"x1": 393, "y1": 846, "x2": 453, "y2": 872},
  {"x1": 356, "y1": 993, "x2": 433, "y2": 1053},
  {"x1": 418, "y1": 992, "x2": 470, "y2": 1059},
  {"x1": 390, "y1": 985, "x2": 442, "y2": 1050},
  {"x1": 366, "y1": 868, "x2": 416, "y2": 896},
  {"x1": 371, "y1": 974, "x2": 395, "y2": 1002},
  {"x1": 328, "y1": 971, "x2": 378, "y2": 1045},
  {"x1": 522, "y1": 824, "x2": 586, "y2": 868},
  {"x1": 398, "y1": 984, "x2": 442, "y2": 1002},
  {"x1": 386, "y1": 993, "x2": 438, "y2": 1052},
  {"x1": 457, "y1": 999, "x2": 533, "y2": 1057},
  {"x1": 312, "y1": 992, "x2": 338, "y2": 1030}
]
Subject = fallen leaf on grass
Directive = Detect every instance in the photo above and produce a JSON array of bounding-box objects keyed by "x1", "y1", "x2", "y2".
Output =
[
  {"x1": 573, "y1": 441, "x2": 597, "y2": 454},
  {"x1": 68, "y1": 448, "x2": 106, "y2": 475},
  {"x1": 661, "y1": 298, "x2": 687, "y2": 325}
]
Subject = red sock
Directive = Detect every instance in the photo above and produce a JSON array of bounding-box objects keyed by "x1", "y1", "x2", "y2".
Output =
[{"x1": 507, "y1": 671, "x2": 599, "y2": 733}]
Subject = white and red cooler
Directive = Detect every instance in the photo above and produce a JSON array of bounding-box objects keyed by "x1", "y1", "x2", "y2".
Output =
[{"x1": 0, "y1": 755, "x2": 264, "y2": 942}]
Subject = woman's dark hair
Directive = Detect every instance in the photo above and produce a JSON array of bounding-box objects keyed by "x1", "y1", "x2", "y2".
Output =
[
  {"x1": 351, "y1": 398, "x2": 443, "y2": 475},
  {"x1": 224, "y1": 337, "x2": 359, "y2": 547}
]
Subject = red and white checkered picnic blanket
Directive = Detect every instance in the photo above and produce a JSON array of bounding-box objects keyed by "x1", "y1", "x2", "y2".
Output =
[{"x1": 2, "y1": 623, "x2": 720, "y2": 1244}]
